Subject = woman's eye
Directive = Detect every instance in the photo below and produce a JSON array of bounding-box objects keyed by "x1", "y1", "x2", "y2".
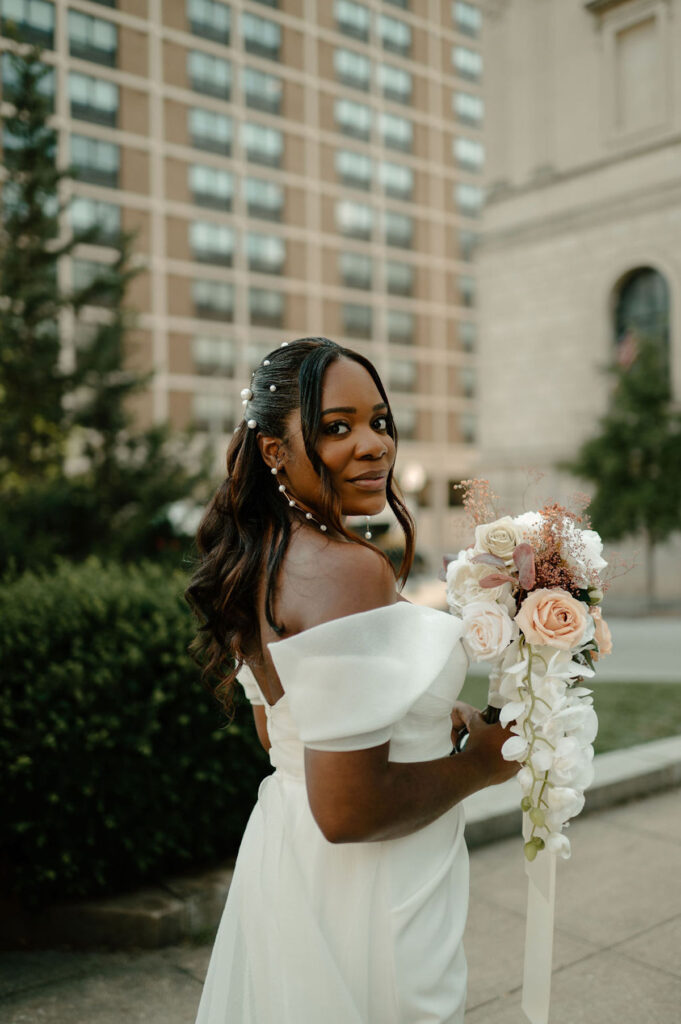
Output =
[
  {"x1": 324, "y1": 420, "x2": 350, "y2": 436},
  {"x1": 373, "y1": 416, "x2": 389, "y2": 432}
]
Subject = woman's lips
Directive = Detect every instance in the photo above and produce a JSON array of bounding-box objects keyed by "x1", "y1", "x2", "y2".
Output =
[{"x1": 348, "y1": 474, "x2": 387, "y2": 491}]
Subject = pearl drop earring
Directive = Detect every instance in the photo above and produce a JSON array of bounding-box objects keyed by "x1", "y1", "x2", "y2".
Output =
[{"x1": 365, "y1": 516, "x2": 372, "y2": 540}]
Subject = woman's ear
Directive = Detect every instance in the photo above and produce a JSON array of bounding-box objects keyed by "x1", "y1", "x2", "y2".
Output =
[{"x1": 257, "y1": 434, "x2": 283, "y2": 472}]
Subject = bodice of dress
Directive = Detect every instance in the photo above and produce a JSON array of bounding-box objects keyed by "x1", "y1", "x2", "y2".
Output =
[{"x1": 238, "y1": 603, "x2": 467, "y2": 782}]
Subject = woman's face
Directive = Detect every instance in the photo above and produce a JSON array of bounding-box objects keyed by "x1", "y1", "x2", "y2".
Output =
[{"x1": 281, "y1": 357, "x2": 396, "y2": 518}]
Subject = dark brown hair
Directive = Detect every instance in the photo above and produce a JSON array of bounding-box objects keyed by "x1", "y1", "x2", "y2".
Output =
[{"x1": 185, "y1": 337, "x2": 415, "y2": 708}]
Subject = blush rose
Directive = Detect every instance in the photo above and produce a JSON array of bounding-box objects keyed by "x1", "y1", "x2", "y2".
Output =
[
  {"x1": 590, "y1": 606, "x2": 613, "y2": 659},
  {"x1": 515, "y1": 588, "x2": 589, "y2": 651}
]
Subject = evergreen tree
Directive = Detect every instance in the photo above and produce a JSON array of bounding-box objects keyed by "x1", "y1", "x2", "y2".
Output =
[
  {"x1": 564, "y1": 338, "x2": 681, "y2": 606},
  {"x1": 0, "y1": 35, "x2": 211, "y2": 571}
]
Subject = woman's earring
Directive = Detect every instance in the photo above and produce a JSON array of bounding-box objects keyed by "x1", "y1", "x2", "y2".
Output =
[
  {"x1": 270, "y1": 466, "x2": 278, "y2": 475},
  {"x1": 365, "y1": 516, "x2": 372, "y2": 540}
]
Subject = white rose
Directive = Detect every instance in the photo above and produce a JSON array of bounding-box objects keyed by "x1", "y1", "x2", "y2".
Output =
[
  {"x1": 474, "y1": 516, "x2": 520, "y2": 564},
  {"x1": 445, "y1": 549, "x2": 514, "y2": 613},
  {"x1": 561, "y1": 524, "x2": 608, "y2": 588},
  {"x1": 512, "y1": 511, "x2": 543, "y2": 541},
  {"x1": 461, "y1": 600, "x2": 517, "y2": 663}
]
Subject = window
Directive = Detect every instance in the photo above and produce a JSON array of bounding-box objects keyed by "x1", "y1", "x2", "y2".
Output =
[
  {"x1": 388, "y1": 357, "x2": 417, "y2": 391},
  {"x1": 378, "y1": 14, "x2": 411, "y2": 56},
  {"x1": 455, "y1": 182, "x2": 484, "y2": 216},
  {"x1": 334, "y1": 98, "x2": 372, "y2": 141},
  {"x1": 242, "y1": 122, "x2": 283, "y2": 167},
  {"x1": 453, "y1": 136, "x2": 484, "y2": 171},
  {"x1": 384, "y1": 0, "x2": 408, "y2": 9},
  {"x1": 193, "y1": 393, "x2": 235, "y2": 432},
  {"x1": 1, "y1": 0, "x2": 54, "y2": 49},
  {"x1": 379, "y1": 161, "x2": 413, "y2": 200},
  {"x1": 461, "y1": 411, "x2": 476, "y2": 444},
  {"x1": 72, "y1": 258, "x2": 117, "y2": 306},
  {"x1": 1, "y1": 51, "x2": 54, "y2": 109},
  {"x1": 453, "y1": 2, "x2": 481, "y2": 37},
  {"x1": 384, "y1": 210, "x2": 413, "y2": 248},
  {"x1": 190, "y1": 220, "x2": 235, "y2": 266},
  {"x1": 67, "y1": 10, "x2": 117, "y2": 66},
  {"x1": 246, "y1": 232, "x2": 285, "y2": 274},
  {"x1": 459, "y1": 274, "x2": 475, "y2": 307},
  {"x1": 193, "y1": 278, "x2": 234, "y2": 320},
  {"x1": 342, "y1": 302, "x2": 372, "y2": 338},
  {"x1": 336, "y1": 199, "x2": 373, "y2": 240},
  {"x1": 379, "y1": 111, "x2": 413, "y2": 152},
  {"x1": 70, "y1": 134, "x2": 120, "y2": 188},
  {"x1": 242, "y1": 66, "x2": 282, "y2": 115},
  {"x1": 68, "y1": 72, "x2": 118, "y2": 127},
  {"x1": 453, "y1": 90, "x2": 483, "y2": 126},
  {"x1": 245, "y1": 176, "x2": 284, "y2": 220},
  {"x1": 334, "y1": 48, "x2": 371, "y2": 91},
  {"x1": 615, "y1": 267, "x2": 670, "y2": 367},
  {"x1": 249, "y1": 287, "x2": 284, "y2": 326},
  {"x1": 387, "y1": 309, "x2": 414, "y2": 343},
  {"x1": 458, "y1": 229, "x2": 478, "y2": 261},
  {"x1": 241, "y1": 11, "x2": 281, "y2": 60},
  {"x1": 460, "y1": 320, "x2": 476, "y2": 351},
  {"x1": 393, "y1": 405, "x2": 416, "y2": 439},
  {"x1": 335, "y1": 0, "x2": 369, "y2": 42},
  {"x1": 461, "y1": 366, "x2": 476, "y2": 398},
  {"x1": 188, "y1": 50, "x2": 231, "y2": 100},
  {"x1": 386, "y1": 259, "x2": 413, "y2": 296},
  {"x1": 452, "y1": 45, "x2": 482, "y2": 81},
  {"x1": 378, "y1": 63, "x2": 412, "y2": 104},
  {"x1": 338, "y1": 251, "x2": 372, "y2": 290},
  {"x1": 189, "y1": 164, "x2": 234, "y2": 210},
  {"x1": 335, "y1": 149, "x2": 372, "y2": 190},
  {"x1": 187, "y1": 0, "x2": 230, "y2": 44},
  {"x1": 193, "y1": 334, "x2": 236, "y2": 376},
  {"x1": 189, "y1": 107, "x2": 232, "y2": 154},
  {"x1": 70, "y1": 196, "x2": 120, "y2": 244}
]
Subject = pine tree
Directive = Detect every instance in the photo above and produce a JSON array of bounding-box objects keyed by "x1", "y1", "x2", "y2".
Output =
[
  {"x1": 0, "y1": 36, "x2": 74, "y2": 485},
  {"x1": 564, "y1": 338, "x2": 681, "y2": 606},
  {"x1": 0, "y1": 34, "x2": 211, "y2": 571}
]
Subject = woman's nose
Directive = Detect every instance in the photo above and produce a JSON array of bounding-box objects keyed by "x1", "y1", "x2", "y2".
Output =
[{"x1": 354, "y1": 428, "x2": 388, "y2": 459}]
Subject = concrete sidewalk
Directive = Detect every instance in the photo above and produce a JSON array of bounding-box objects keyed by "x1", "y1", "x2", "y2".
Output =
[{"x1": 1, "y1": 782, "x2": 680, "y2": 1023}]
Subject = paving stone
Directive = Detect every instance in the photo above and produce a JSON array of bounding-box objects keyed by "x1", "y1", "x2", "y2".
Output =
[{"x1": 616, "y1": 914, "x2": 681, "y2": 979}]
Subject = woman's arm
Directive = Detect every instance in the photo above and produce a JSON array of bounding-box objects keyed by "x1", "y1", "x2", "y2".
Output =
[{"x1": 305, "y1": 710, "x2": 516, "y2": 844}]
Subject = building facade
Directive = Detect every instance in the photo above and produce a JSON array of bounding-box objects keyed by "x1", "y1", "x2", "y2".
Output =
[
  {"x1": 478, "y1": 0, "x2": 681, "y2": 602},
  {"x1": 1, "y1": 0, "x2": 487, "y2": 570}
]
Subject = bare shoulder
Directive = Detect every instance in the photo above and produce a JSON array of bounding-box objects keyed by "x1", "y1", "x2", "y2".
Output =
[{"x1": 280, "y1": 530, "x2": 397, "y2": 633}]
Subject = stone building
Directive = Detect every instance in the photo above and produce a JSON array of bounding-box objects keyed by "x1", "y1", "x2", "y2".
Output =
[{"x1": 478, "y1": 0, "x2": 681, "y2": 603}]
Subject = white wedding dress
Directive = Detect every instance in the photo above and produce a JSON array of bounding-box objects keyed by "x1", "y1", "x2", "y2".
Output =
[{"x1": 195, "y1": 602, "x2": 469, "y2": 1024}]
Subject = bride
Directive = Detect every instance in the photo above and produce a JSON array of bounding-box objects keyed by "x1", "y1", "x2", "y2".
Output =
[{"x1": 186, "y1": 337, "x2": 518, "y2": 1023}]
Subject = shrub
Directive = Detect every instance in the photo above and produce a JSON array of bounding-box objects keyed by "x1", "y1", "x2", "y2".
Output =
[{"x1": 0, "y1": 558, "x2": 270, "y2": 908}]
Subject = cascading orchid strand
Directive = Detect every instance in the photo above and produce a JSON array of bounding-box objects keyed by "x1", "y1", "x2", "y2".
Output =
[{"x1": 445, "y1": 495, "x2": 611, "y2": 861}]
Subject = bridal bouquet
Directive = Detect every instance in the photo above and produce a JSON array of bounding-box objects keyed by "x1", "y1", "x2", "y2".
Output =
[{"x1": 446, "y1": 484, "x2": 612, "y2": 861}]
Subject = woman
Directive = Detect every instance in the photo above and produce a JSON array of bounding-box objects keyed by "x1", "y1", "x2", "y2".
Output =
[{"x1": 187, "y1": 337, "x2": 517, "y2": 1023}]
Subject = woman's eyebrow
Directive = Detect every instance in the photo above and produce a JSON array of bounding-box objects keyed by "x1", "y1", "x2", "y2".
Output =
[{"x1": 321, "y1": 403, "x2": 388, "y2": 415}]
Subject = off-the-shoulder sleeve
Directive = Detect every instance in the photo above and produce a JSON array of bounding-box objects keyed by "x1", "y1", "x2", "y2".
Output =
[
  {"x1": 268, "y1": 603, "x2": 464, "y2": 751},
  {"x1": 237, "y1": 663, "x2": 265, "y2": 706}
]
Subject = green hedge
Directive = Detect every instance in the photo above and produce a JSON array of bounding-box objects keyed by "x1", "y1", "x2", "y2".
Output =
[{"x1": 0, "y1": 558, "x2": 270, "y2": 908}]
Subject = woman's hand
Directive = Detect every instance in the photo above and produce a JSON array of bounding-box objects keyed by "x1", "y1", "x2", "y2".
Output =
[
  {"x1": 450, "y1": 701, "x2": 478, "y2": 749},
  {"x1": 460, "y1": 708, "x2": 521, "y2": 787}
]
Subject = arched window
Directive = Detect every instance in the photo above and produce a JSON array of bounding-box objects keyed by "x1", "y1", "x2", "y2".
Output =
[{"x1": 614, "y1": 267, "x2": 670, "y2": 367}]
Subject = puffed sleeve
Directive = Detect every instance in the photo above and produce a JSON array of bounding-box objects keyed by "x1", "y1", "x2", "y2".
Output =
[
  {"x1": 237, "y1": 663, "x2": 265, "y2": 706},
  {"x1": 268, "y1": 603, "x2": 464, "y2": 751}
]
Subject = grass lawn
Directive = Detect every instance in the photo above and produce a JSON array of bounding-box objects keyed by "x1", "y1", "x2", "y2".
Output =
[{"x1": 458, "y1": 675, "x2": 681, "y2": 756}]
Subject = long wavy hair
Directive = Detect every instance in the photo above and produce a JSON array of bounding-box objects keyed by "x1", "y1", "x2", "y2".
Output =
[{"x1": 185, "y1": 337, "x2": 415, "y2": 709}]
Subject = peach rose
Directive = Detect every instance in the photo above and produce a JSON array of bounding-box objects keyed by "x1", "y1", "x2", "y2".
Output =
[
  {"x1": 515, "y1": 588, "x2": 589, "y2": 650},
  {"x1": 590, "y1": 606, "x2": 613, "y2": 659}
]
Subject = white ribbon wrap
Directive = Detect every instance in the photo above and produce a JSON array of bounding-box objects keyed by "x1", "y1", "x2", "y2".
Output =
[{"x1": 521, "y1": 812, "x2": 557, "y2": 1024}]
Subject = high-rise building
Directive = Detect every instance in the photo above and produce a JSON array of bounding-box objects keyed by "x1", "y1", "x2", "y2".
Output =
[{"x1": 0, "y1": 0, "x2": 485, "y2": 568}]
